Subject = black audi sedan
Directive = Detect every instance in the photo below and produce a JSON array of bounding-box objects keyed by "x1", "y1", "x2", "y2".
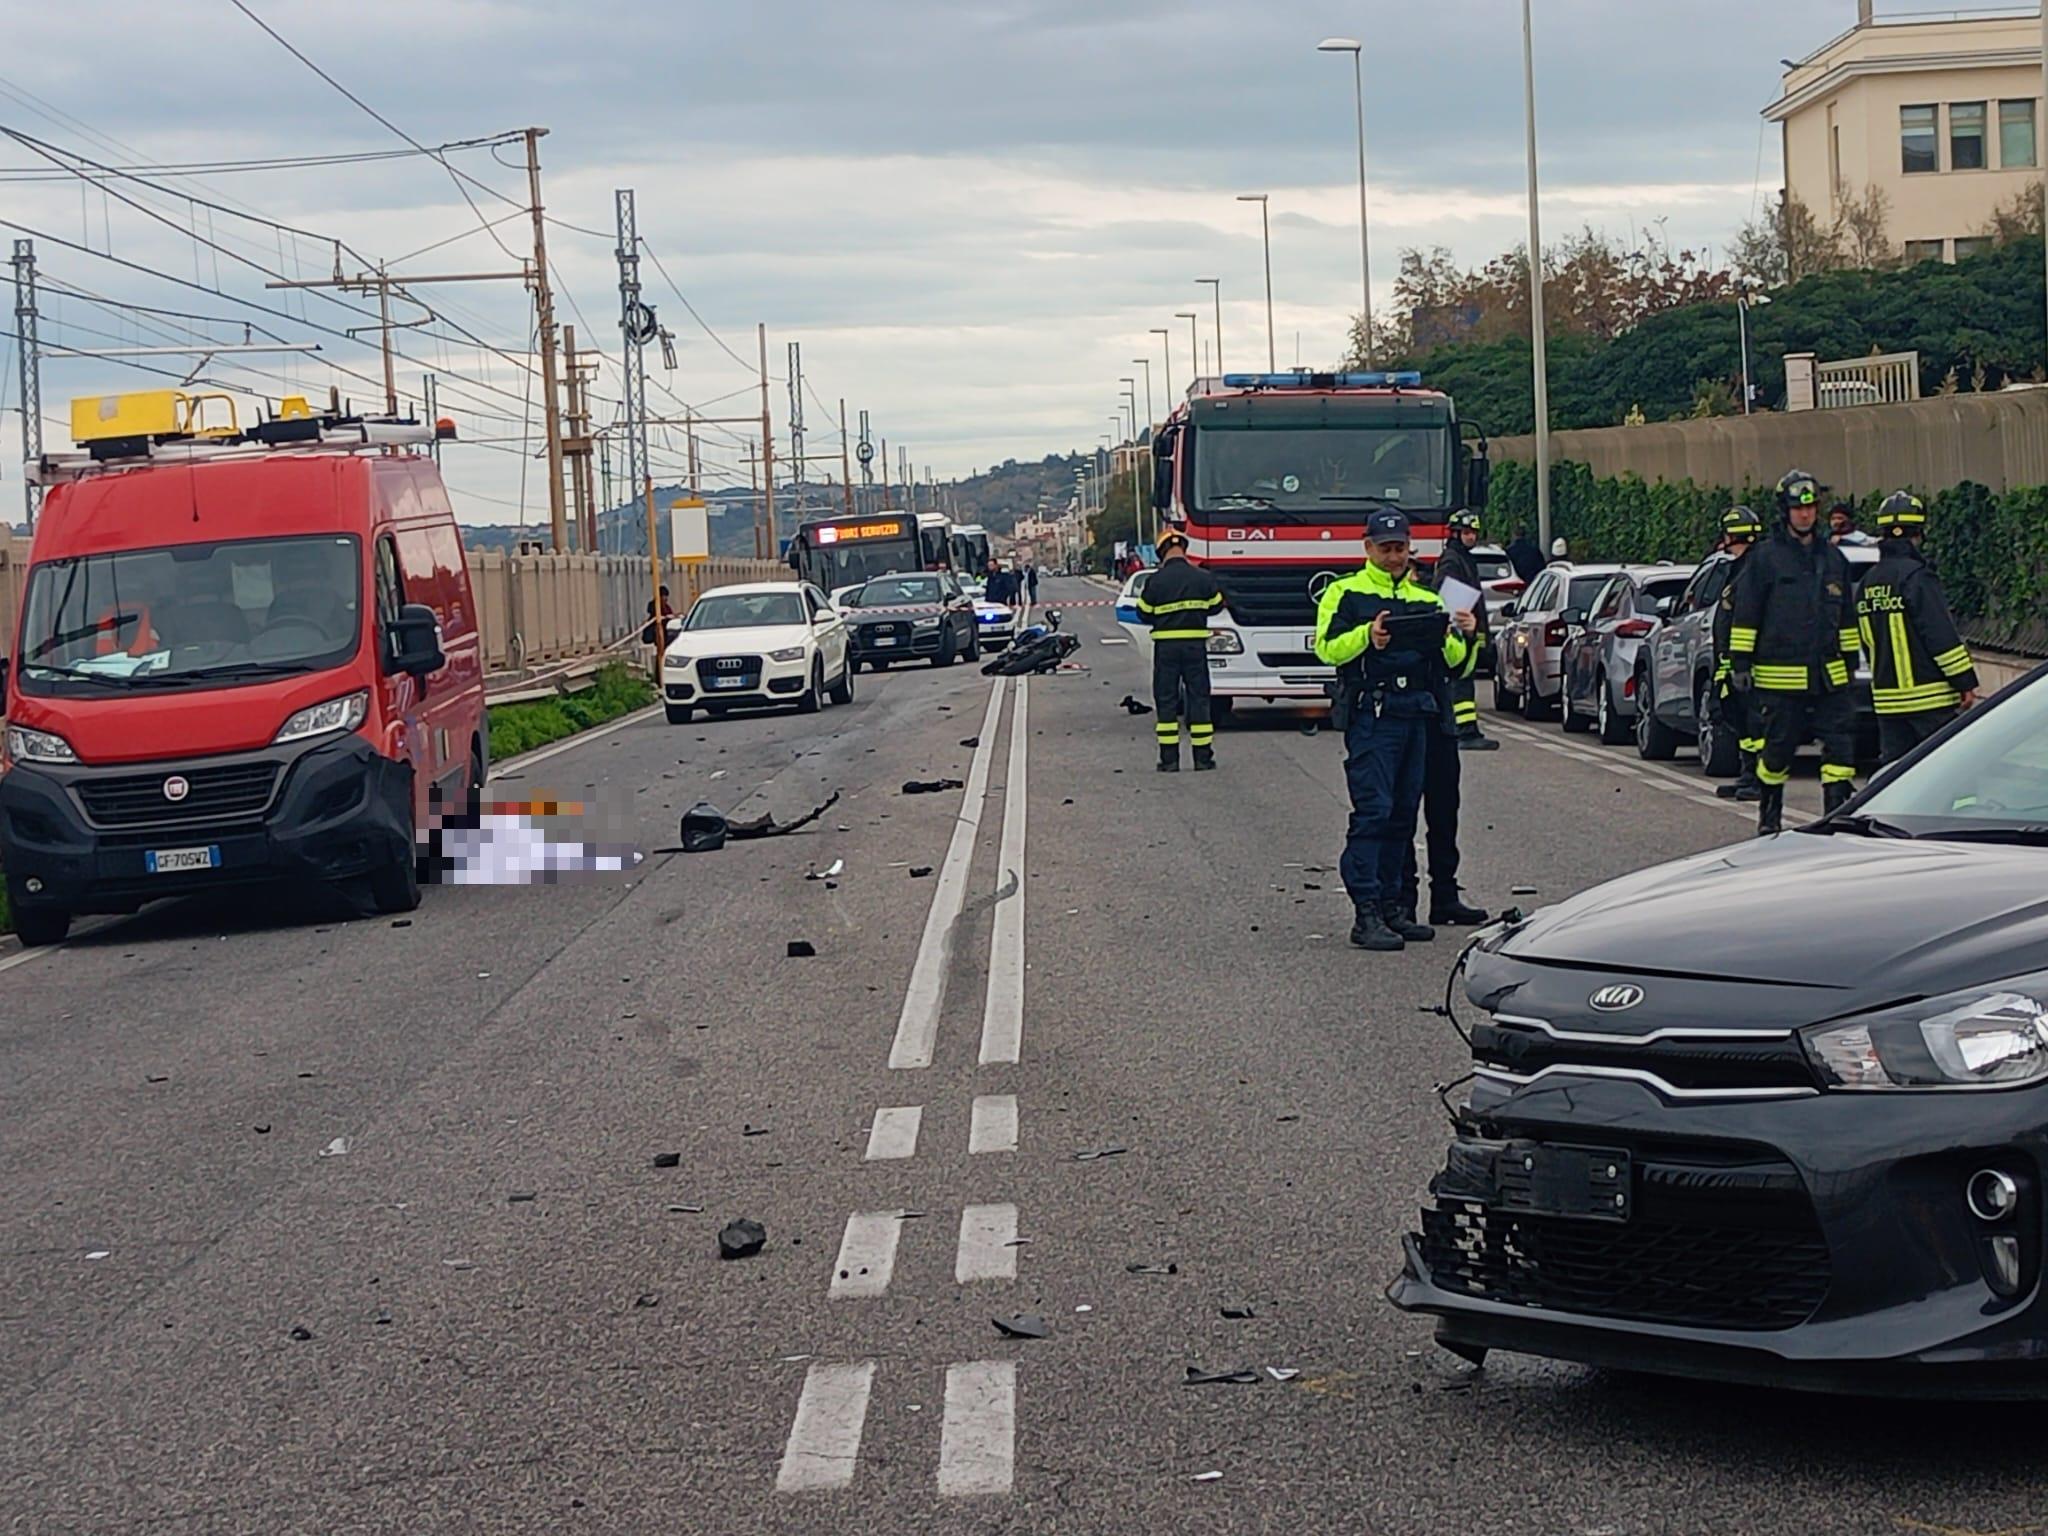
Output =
[
  {"x1": 1392, "y1": 659, "x2": 2048, "y2": 1396},
  {"x1": 840, "y1": 572, "x2": 979, "y2": 670}
]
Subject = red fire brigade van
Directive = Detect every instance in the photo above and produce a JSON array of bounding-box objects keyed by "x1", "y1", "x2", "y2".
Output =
[{"x1": 0, "y1": 391, "x2": 484, "y2": 945}]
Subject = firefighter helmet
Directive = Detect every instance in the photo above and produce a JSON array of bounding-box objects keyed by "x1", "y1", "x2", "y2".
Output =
[
  {"x1": 1720, "y1": 504, "x2": 1763, "y2": 540},
  {"x1": 1776, "y1": 469, "x2": 1822, "y2": 514},
  {"x1": 1448, "y1": 508, "x2": 1482, "y2": 533},
  {"x1": 1875, "y1": 490, "x2": 1927, "y2": 534},
  {"x1": 1156, "y1": 527, "x2": 1189, "y2": 554}
]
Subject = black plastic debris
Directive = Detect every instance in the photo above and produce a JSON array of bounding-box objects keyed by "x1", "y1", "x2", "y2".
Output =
[
  {"x1": 730, "y1": 792, "x2": 840, "y2": 840},
  {"x1": 1220, "y1": 1305, "x2": 1257, "y2": 1320},
  {"x1": 902, "y1": 778, "x2": 965, "y2": 795},
  {"x1": 1511, "y1": 885, "x2": 1539, "y2": 896},
  {"x1": 1183, "y1": 1365, "x2": 1258, "y2": 1385},
  {"x1": 390, "y1": 918, "x2": 413, "y2": 928},
  {"x1": 146, "y1": 1073, "x2": 170, "y2": 1084},
  {"x1": 508, "y1": 1191, "x2": 538, "y2": 1204},
  {"x1": 1125, "y1": 1262, "x2": 1178, "y2": 1276},
  {"x1": 680, "y1": 802, "x2": 729, "y2": 852},
  {"x1": 1119, "y1": 695, "x2": 1154, "y2": 714},
  {"x1": 1074, "y1": 1145, "x2": 1127, "y2": 1162},
  {"x1": 787, "y1": 940, "x2": 817, "y2": 958},
  {"x1": 635, "y1": 1292, "x2": 661, "y2": 1308},
  {"x1": 741, "y1": 1124, "x2": 770, "y2": 1137},
  {"x1": 253, "y1": 1124, "x2": 271, "y2": 1134},
  {"x1": 909, "y1": 866, "x2": 933, "y2": 878},
  {"x1": 1275, "y1": 1113, "x2": 1301, "y2": 1123},
  {"x1": 719, "y1": 1218, "x2": 767, "y2": 1260},
  {"x1": 288, "y1": 1325, "x2": 314, "y2": 1342},
  {"x1": 992, "y1": 1313, "x2": 1049, "y2": 1340},
  {"x1": 679, "y1": 792, "x2": 843, "y2": 852},
  {"x1": 959, "y1": 737, "x2": 981, "y2": 748},
  {"x1": 651, "y1": 1152, "x2": 682, "y2": 1169}
]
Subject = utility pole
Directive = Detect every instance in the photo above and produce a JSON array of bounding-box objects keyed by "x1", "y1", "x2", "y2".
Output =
[
  {"x1": 838, "y1": 398, "x2": 855, "y2": 517},
  {"x1": 562, "y1": 324, "x2": 598, "y2": 551},
  {"x1": 522, "y1": 127, "x2": 568, "y2": 551},
  {"x1": 857, "y1": 408, "x2": 875, "y2": 515},
  {"x1": 12, "y1": 239, "x2": 42, "y2": 531},
  {"x1": 615, "y1": 189, "x2": 660, "y2": 620},
  {"x1": 686, "y1": 409, "x2": 700, "y2": 501},
  {"x1": 879, "y1": 436, "x2": 891, "y2": 507},
  {"x1": 787, "y1": 341, "x2": 805, "y2": 524},
  {"x1": 1522, "y1": 0, "x2": 1553, "y2": 554},
  {"x1": 757, "y1": 323, "x2": 776, "y2": 558}
]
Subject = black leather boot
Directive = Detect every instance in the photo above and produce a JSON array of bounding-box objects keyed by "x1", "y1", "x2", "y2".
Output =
[
  {"x1": 1349, "y1": 908, "x2": 1405, "y2": 951},
  {"x1": 1430, "y1": 890, "x2": 1490, "y2": 926},
  {"x1": 1383, "y1": 904, "x2": 1436, "y2": 943},
  {"x1": 1157, "y1": 747, "x2": 1179, "y2": 773},
  {"x1": 1823, "y1": 779, "x2": 1854, "y2": 814},
  {"x1": 1756, "y1": 782, "x2": 1784, "y2": 837},
  {"x1": 1192, "y1": 746, "x2": 1216, "y2": 772},
  {"x1": 1716, "y1": 751, "x2": 1762, "y2": 802}
]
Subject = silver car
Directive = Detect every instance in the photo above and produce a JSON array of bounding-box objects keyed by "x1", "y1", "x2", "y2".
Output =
[
  {"x1": 1559, "y1": 564, "x2": 1697, "y2": 742},
  {"x1": 1490, "y1": 563, "x2": 1632, "y2": 721}
]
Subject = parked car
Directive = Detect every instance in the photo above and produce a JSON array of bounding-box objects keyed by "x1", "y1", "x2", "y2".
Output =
[
  {"x1": 1636, "y1": 544, "x2": 1880, "y2": 774},
  {"x1": 841, "y1": 572, "x2": 979, "y2": 670},
  {"x1": 1470, "y1": 543, "x2": 1520, "y2": 676},
  {"x1": 1559, "y1": 565, "x2": 1697, "y2": 742},
  {"x1": 660, "y1": 581, "x2": 852, "y2": 725},
  {"x1": 1114, "y1": 570, "x2": 1149, "y2": 628},
  {"x1": 1391, "y1": 655, "x2": 2048, "y2": 1397},
  {"x1": 973, "y1": 597, "x2": 1020, "y2": 651},
  {"x1": 1491, "y1": 563, "x2": 1635, "y2": 721},
  {"x1": 0, "y1": 390, "x2": 483, "y2": 946}
]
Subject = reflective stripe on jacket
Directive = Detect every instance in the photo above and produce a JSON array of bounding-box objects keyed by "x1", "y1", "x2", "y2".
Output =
[
  {"x1": 1856, "y1": 539, "x2": 1979, "y2": 715},
  {"x1": 1135, "y1": 555, "x2": 1223, "y2": 641},
  {"x1": 1726, "y1": 525, "x2": 1857, "y2": 693}
]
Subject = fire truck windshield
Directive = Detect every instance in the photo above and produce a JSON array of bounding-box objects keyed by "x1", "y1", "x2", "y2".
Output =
[{"x1": 1193, "y1": 424, "x2": 1452, "y2": 519}]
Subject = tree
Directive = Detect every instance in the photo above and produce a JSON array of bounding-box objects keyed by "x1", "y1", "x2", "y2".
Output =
[{"x1": 1981, "y1": 184, "x2": 2044, "y2": 245}]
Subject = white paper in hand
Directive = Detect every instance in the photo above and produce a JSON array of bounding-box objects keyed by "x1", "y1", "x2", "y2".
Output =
[{"x1": 1436, "y1": 577, "x2": 1482, "y2": 621}]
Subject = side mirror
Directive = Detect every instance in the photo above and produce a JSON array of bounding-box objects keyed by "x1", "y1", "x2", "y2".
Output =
[
  {"x1": 1558, "y1": 607, "x2": 1586, "y2": 628},
  {"x1": 1500, "y1": 602, "x2": 1518, "y2": 619},
  {"x1": 1466, "y1": 454, "x2": 1492, "y2": 510},
  {"x1": 387, "y1": 602, "x2": 445, "y2": 679},
  {"x1": 786, "y1": 546, "x2": 801, "y2": 572},
  {"x1": 665, "y1": 616, "x2": 685, "y2": 638}
]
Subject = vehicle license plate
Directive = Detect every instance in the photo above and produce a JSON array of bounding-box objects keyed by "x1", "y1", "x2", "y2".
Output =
[
  {"x1": 709, "y1": 676, "x2": 746, "y2": 689},
  {"x1": 1494, "y1": 1142, "x2": 1632, "y2": 1223},
  {"x1": 874, "y1": 635, "x2": 898, "y2": 647},
  {"x1": 146, "y1": 845, "x2": 221, "y2": 875}
]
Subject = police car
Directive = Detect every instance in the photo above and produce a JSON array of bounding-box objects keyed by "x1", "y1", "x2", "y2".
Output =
[{"x1": 1392, "y1": 656, "x2": 2048, "y2": 1396}]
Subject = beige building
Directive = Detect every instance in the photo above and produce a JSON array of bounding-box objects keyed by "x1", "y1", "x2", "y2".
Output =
[{"x1": 1767, "y1": 2, "x2": 2044, "y2": 263}]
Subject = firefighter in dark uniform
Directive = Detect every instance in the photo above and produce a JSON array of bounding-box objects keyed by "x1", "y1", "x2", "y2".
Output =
[
  {"x1": 1314, "y1": 510, "x2": 1478, "y2": 952},
  {"x1": 1397, "y1": 535, "x2": 1489, "y2": 930},
  {"x1": 1432, "y1": 509, "x2": 1498, "y2": 752},
  {"x1": 1710, "y1": 505, "x2": 1766, "y2": 802},
  {"x1": 1858, "y1": 491, "x2": 1980, "y2": 764},
  {"x1": 1726, "y1": 470, "x2": 1861, "y2": 835},
  {"x1": 1136, "y1": 528, "x2": 1223, "y2": 772}
]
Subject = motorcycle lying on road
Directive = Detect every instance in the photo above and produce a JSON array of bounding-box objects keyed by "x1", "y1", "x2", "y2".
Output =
[{"x1": 982, "y1": 608, "x2": 1080, "y2": 675}]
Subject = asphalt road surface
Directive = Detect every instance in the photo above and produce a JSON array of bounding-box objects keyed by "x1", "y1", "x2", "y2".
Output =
[{"x1": 2, "y1": 575, "x2": 2031, "y2": 1535}]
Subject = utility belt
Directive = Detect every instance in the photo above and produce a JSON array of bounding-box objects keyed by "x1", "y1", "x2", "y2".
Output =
[{"x1": 1325, "y1": 663, "x2": 1443, "y2": 731}]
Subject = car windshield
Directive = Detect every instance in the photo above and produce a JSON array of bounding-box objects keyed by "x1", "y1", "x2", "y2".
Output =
[
  {"x1": 685, "y1": 592, "x2": 805, "y2": 630},
  {"x1": 1195, "y1": 425, "x2": 1451, "y2": 513},
  {"x1": 849, "y1": 576, "x2": 943, "y2": 607},
  {"x1": 1473, "y1": 553, "x2": 1512, "y2": 583},
  {"x1": 1566, "y1": 574, "x2": 1614, "y2": 610},
  {"x1": 809, "y1": 540, "x2": 919, "y2": 592},
  {"x1": 1854, "y1": 676, "x2": 2048, "y2": 839},
  {"x1": 16, "y1": 534, "x2": 361, "y2": 696},
  {"x1": 1642, "y1": 574, "x2": 1692, "y2": 607}
]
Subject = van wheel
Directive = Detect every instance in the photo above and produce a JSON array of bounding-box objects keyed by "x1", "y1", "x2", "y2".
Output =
[
  {"x1": 665, "y1": 704, "x2": 694, "y2": 725},
  {"x1": 12, "y1": 905, "x2": 70, "y2": 947},
  {"x1": 368, "y1": 846, "x2": 421, "y2": 915},
  {"x1": 829, "y1": 658, "x2": 854, "y2": 705}
]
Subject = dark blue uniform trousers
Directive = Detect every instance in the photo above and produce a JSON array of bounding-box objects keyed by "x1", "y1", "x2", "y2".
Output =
[{"x1": 1340, "y1": 708, "x2": 1430, "y2": 912}]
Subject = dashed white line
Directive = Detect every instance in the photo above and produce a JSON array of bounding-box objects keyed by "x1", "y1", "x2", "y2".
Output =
[
  {"x1": 890, "y1": 681, "x2": 1008, "y2": 1070},
  {"x1": 955, "y1": 1203, "x2": 1019, "y2": 1282},
  {"x1": 829, "y1": 1212, "x2": 906, "y2": 1299},
  {"x1": 776, "y1": 1360, "x2": 877, "y2": 1493},
  {"x1": 968, "y1": 1094, "x2": 1018, "y2": 1155},
  {"x1": 864, "y1": 1105, "x2": 923, "y2": 1161},
  {"x1": 938, "y1": 1361, "x2": 1017, "y2": 1496},
  {"x1": 979, "y1": 677, "x2": 1028, "y2": 1066}
]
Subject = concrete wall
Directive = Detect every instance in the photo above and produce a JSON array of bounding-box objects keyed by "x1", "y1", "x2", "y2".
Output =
[{"x1": 1491, "y1": 386, "x2": 2048, "y2": 499}]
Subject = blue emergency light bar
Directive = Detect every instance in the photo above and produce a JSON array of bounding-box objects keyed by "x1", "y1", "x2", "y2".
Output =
[{"x1": 1221, "y1": 370, "x2": 1423, "y2": 389}]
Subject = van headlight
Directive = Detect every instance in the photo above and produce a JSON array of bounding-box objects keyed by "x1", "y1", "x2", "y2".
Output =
[
  {"x1": 4, "y1": 724, "x2": 77, "y2": 764},
  {"x1": 1207, "y1": 630, "x2": 1244, "y2": 655},
  {"x1": 1803, "y1": 979, "x2": 2048, "y2": 1090},
  {"x1": 768, "y1": 647, "x2": 806, "y2": 662},
  {"x1": 273, "y1": 690, "x2": 369, "y2": 745}
]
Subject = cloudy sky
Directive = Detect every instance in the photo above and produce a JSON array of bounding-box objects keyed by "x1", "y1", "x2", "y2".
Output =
[{"x1": 2, "y1": 0, "x2": 1879, "y2": 525}]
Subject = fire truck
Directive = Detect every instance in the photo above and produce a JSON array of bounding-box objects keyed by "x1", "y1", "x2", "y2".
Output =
[{"x1": 1149, "y1": 371, "x2": 1490, "y2": 710}]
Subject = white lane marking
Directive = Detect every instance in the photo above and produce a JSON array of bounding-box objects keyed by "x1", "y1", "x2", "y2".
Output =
[
  {"x1": 890, "y1": 681, "x2": 1008, "y2": 1069},
  {"x1": 978, "y1": 677, "x2": 1028, "y2": 1066},
  {"x1": 1487, "y1": 718, "x2": 1776, "y2": 820},
  {"x1": 939, "y1": 1361, "x2": 1017, "y2": 1497},
  {"x1": 956, "y1": 1203, "x2": 1019, "y2": 1282},
  {"x1": 776, "y1": 1360, "x2": 877, "y2": 1492},
  {"x1": 969, "y1": 1094, "x2": 1019, "y2": 1155},
  {"x1": 864, "y1": 1105, "x2": 923, "y2": 1162},
  {"x1": 829, "y1": 1211, "x2": 906, "y2": 1299}
]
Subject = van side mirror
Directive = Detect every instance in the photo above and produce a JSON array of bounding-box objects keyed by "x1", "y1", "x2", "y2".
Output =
[
  {"x1": 1466, "y1": 454, "x2": 1491, "y2": 510},
  {"x1": 387, "y1": 602, "x2": 445, "y2": 679},
  {"x1": 1152, "y1": 428, "x2": 1176, "y2": 511}
]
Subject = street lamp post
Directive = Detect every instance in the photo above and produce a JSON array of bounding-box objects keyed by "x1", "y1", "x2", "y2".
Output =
[
  {"x1": 1132, "y1": 358, "x2": 1154, "y2": 441},
  {"x1": 1318, "y1": 37, "x2": 1374, "y2": 367},
  {"x1": 1236, "y1": 194, "x2": 1276, "y2": 370},
  {"x1": 1150, "y1": 326, "x2": 1173, "y2": 413},
  {"x1": 1195, "y1": 278, "x2": 1223, "y2": 378},
  {"x1": 1520, "y1": 0, "x2": 1553, "y2": 554},
  {"x1": 1176, "y1": 312, "x2": 1200, "y2": 392},
  {"x1": 1737, "y1": 290, "x2": 1771, "y2": 414}
]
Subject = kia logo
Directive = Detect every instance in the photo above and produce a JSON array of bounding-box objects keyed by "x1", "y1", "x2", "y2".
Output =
[
  {"x1": 1307, "y1": 570, "x2": 1340, "y2": 601},
  {"x1": 162, "y1": 775, "x2": 190, "y2": 803},
  {"x1": 1589, "y1": 984, "x2": 1644, "y2": 1012}
]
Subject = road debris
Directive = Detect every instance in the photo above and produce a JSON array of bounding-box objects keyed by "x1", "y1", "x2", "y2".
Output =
[
  {"x1": 1119, "y1": 695, "x2": 1153, "y2": 714},
  {"x1": 741, "y1": 1124, "x2": 770, "y2": 1136},
  {"x1": 145, "y1": 1073, "x2": 170, "y2": 1084},
  {"x1": 805, "y1": 858, "x2": 846, "y2": 881},
  {"x1": 992, "y1": 1313, "x2": 1049, "y2": 1340},
  {"x1": 718, "y1": 1218, "x2": 767, "y2": 1260},
  {"x1": 1220, "y1": 1305, "x2": 1257, "y2": 1320},
  {"x1": 288, "y1": 1325, "x2": 314, "y2": 1342},
  {"x1": 1184, "y1": 1365, "x2": 1258, "y2": 1385},
  {"x1": 909, "y1": 866, "x2": 933, "y2": 878},
  {"x1": 634, "y1": 1292, "x2": 661, "y2": 1308},
  {"x1": 651, "y1": 1151, "x2": 682, "y2": 1169},
  {"x1": 1073, "y1": 1145, "x2": 1127, "y2": 1161},
  {"x1": 1511, "y1": 884, "x2": 1539, "y2": 896},
  {"x1": 1265, "y1": 1367, "x2": 1301, "y2": 1382},
  {"x1": 901, "y1": 778, "x2": 965, "y2": 795},
  {"x1": 507, "y1": 1191, "x2": 537, "y2": 1203},
  {"x1": 959, "y1": 737, "x2": 981, "y2": 748},
  {"x1": 1191, "y1": 1470, "x2": 1224, "y2": 1483},
  {"x1": 787, "y1": 940, "x2": 817, "y2": 957},
  {"x1": 1125, "y1": 1262, "x2": 1178, "y2": 1276},
  {"x1": 318, "y1": 1137, "x2": 349, "y2": 1158},
  {"x1": 666, "y1": 1204, "x2": 705, "y2": 1214}
]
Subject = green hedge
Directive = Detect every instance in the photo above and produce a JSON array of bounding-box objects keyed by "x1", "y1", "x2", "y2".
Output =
[
  {"x1": 486, "y1": 663, "x2": 656, "y2": 761},
  {"x1": 1484, "y1": 461, "x2": 2048, "y2": 652}
]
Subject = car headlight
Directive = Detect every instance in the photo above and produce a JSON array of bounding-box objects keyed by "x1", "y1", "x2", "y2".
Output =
[
  {"x1": 4, "y1": 724, "x2": 77, "y2": 764},
  {"x1": 663, "y1": 653, "x2": 692, "y2": 672},
  {"x1": 768, "y1": 647, "x2": 806, "y2": 663},
  {"x1": 1206, "y1": 630, "x2": 1244, "y2": 655},
  {"x1": 1803, "y1": 977, "x2": 2048, "y2": 1090},
  {"x1": 273, "y1": 690, "x2": 369, "y2": 745},
  {"x1": 913, "y1": 617, "x2": 941, "y2": 631}
]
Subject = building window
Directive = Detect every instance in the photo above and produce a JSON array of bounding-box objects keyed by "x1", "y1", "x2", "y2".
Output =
[
  {"x1": 1903, "y1": 239, "x2": 1946, "y2": 264},
  {"x1": 2000, "y1": 99, "x2": 2037, "y2": 168},
  {"x1": 1951, "y1": 102, "x2": 1987, "y2": 170},
  {"x1": 1901, "y1": 104, "x2": 1938, "y2": 173},
  {"x1": 1954, "y1": 235, "x2": 1993, "y2": 261}
]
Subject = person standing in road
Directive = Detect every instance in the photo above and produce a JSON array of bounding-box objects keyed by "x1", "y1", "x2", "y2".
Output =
[
  {"x1": 1431, "y1": 509, "x2": 1498, "y2": 753},
  {"x1": 1026, "y1": 563, "x2": 1040, "y2": 606},
  {"x1": 1727, "y1": 470, "x2": 1861, "y2": 834},
  {"x1": 1504, "y1": 527, "x2": 1543, "y2": 584},
  {"x1": 1711, "y1": 506, "x2": 1767, "y2": 803},
  {"x1": 1315, "y1": 510, "x2": 1478, "y2": 952},
  {"x1": 1859, "y1": 491, "x2": 1980, "y2": 765},
  {"x1": 1137, "y1": 528, "x2": 1222, "y2": 772}
]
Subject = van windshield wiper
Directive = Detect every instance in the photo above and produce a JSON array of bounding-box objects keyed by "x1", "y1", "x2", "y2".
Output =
[
  {"x1": 1210, "y1": 493, "x2": 1277, "y2": 509},
  {"x1": 20, "y1": 663, "x2": 142, "y2": 688},
  {"x1": 166, "y1": 660, "x2": 320, "y2": 682},
  {"x1": 1318, "y1": 494, "x2": 1396, "y2": 506},
  {"x1": 1915, "y1": 823, "x2": 2048, "y2": 846},
  {"x1": 1815, "y1": 813, "x2": 1915, "y2": 839}
]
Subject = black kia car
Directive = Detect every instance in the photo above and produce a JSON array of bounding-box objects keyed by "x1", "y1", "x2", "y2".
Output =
[{"x1": 1391, "y1": 659, "x2": 2048, "y2": 1396}]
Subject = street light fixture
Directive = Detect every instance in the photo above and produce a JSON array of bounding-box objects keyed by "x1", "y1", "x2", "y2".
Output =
[
  {"x1": 1520, "y1": 0, "x2": 1553, "y2": 553},
  {"x1": 1737, "y1": 288, "x2": 1771, "y2": 415},
  {"x1": 1195, "y1": 278, "x2": 1223, "y2": 378},
  {"x1": 1235, "y1": 195, "x2": 1276, "y2": 370},
  {"x1": 1318, "y1": 37, "x2": 1374, "y2": 367},
  {"x1": 1150, "y1": 326, "x2": 1174, "y2": 413},
  {"x1": 1175, "y1": 311, "x2": 1200, "y2": 390},
  {"x1": 1131, "y1": 357, "x2": 1154, "y2": 443}
]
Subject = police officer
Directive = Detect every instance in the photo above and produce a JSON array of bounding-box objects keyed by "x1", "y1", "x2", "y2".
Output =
[
  {"x1": 1858, "y1": 491, "x2": 1980, "y2": 764},
  {"x1": 1727, "y1": 470, "x2": 1860, "y2": 835},
  {"x1": 1432, "y1": 510, "x2": 1497, "y2": 752},
  {"x1": 1710, "y1": 505, "x2": 1766, "y2": 802},
  {"x1": 1137, "y1": 528, "x2": 1223, "y2": 772},
  {"x1": 1314, "y1": 510, "x2": 1477, "y2": 952}
]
